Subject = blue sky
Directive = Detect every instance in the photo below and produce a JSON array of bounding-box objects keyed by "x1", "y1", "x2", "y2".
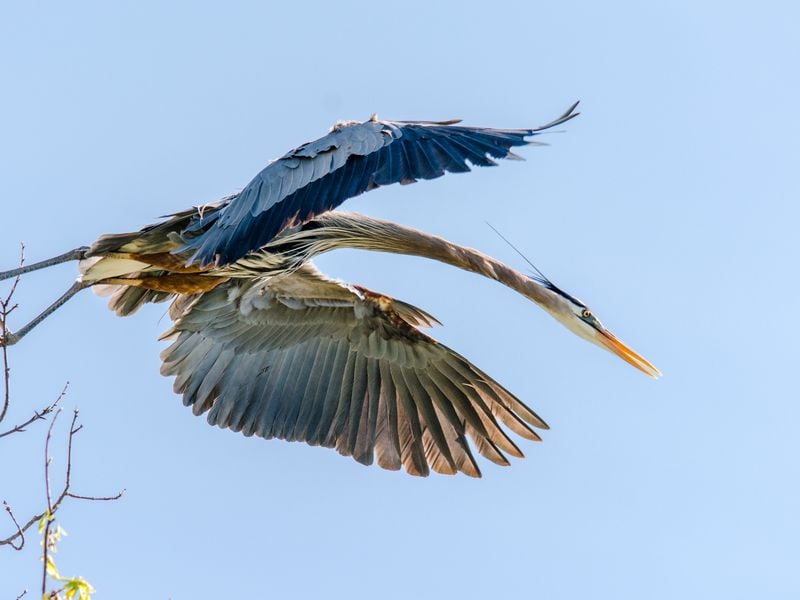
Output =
[{"x1": 1, "y1": 1, "x2": 798, "y2": 598}]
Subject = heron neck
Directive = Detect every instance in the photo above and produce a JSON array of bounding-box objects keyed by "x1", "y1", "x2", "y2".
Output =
[
  {"x1": 312, "y1": 214, "x2": 557, "y2": 310},
  {"x1": 390, "y1": 228, "x2": 555, "y2": 308}
]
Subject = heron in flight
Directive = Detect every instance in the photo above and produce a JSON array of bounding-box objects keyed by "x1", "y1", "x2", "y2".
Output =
[{"x1": 0, "y1": 102, "x2": 659, "y2": 476}]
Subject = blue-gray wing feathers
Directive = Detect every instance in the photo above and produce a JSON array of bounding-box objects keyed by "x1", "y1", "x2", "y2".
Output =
[
  {"x1": 179, "y1": 102, "x2": 579, "y2": 266},
  {"x1": 159, "y1": 267, "x2": 548, "y2": 476}
]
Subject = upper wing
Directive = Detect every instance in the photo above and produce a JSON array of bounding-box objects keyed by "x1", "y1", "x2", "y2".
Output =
[
  {"x1": 179, "y1": 102, "x2": 579, "y2": 267},
  {"x1": 159, "y1": 266, "x2": 548, "y2": 477}
]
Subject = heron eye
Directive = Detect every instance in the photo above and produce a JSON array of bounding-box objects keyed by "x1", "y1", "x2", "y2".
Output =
[{"x1": 582, "y1": 309, "x2": 592, "y2": 319}]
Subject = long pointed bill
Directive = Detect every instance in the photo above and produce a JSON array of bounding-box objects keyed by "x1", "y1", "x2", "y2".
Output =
[{"x1": 598, "y1": 330, "x2": 661, "y2": 378}]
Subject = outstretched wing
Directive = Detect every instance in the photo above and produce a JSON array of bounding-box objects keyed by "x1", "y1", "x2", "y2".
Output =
[
  {"x1": 179, "y1": 102, "x2": 579, "y2": 267},
  {"x1": 159, "y1": 266, "x2": 548, "y2": 477}
]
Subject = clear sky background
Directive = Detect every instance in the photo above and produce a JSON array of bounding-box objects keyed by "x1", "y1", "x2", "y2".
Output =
[{"x1": 1, "y1": 2, "x2": 798, "y2": 598}]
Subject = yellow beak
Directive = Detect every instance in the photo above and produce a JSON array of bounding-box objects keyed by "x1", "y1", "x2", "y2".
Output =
[{"x1": 598, "y1": 330, "x2": 661, "y2": 378}]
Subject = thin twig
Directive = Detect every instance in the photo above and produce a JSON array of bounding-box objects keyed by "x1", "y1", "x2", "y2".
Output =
[
  {"x1": 41, "y1": 408, "x2": 61, "y2": 597},
  {"x1": 1, "y1": 314, "x2": 12, "y2": 422},
  {"x1": 2, "y1": 244, "x2": 25, "y2": 306},
  {"x1": 63, "y1": 411, "x2": 79, "y2": 494},
  {"x1": 0, "y1": 384, "x2": 66, "y2": 439},
  {"x1": 15, "y1": 590, "x2": 27, "y2": 600},
  {"x1": 67, "y1": 492, "x2": 123, "y2": 501},
  {"x1": 3, "y1": 501, "x2": 24, "y2": 551},
  {"x1": 0, "y1": 243, "x2": 24, "y2": 424}
]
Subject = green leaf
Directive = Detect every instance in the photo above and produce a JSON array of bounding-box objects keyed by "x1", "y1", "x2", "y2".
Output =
[
  {"x1": 62, "y1": 577, "x2": 94, "y2": 600},
  {"x1": 45, "y1": 555, "x2": 60, "y2": 579},
  {"x1": 37, "y1": 511, "x2": 52, "y2": 534}
]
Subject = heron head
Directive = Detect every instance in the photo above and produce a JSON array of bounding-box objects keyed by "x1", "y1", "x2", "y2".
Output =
[
  {"x1": 536, "y1": 282, "x2": 661, "y2": 378},
  {"x1": 485, "y1": 223, "x2": 660, "y2": 378}
]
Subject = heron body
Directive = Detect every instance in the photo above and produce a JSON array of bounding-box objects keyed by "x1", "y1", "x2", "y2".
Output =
[
  {"x1": 77, "y1": 103, "x2": 581, "y2": 308},
  {"x1": 0, "y1": 103, "x2": 660, "y2": 476}
]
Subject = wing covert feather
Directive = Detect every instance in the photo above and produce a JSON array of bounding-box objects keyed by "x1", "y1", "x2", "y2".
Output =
[{"x1": 159, "y1": 266, "x2": 547, "y2": 476}]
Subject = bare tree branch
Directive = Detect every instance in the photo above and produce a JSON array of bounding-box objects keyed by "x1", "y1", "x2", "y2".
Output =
[
  {"x1": 0, "y1": 386, "x2": 65, "y2": 439},
  {"x1": 2, "y1": 250, "x2": 124, "y2": 600},
  {"x1": 40, "y1": 408, "x2": 61, "y2": 597},
  {"x1": 0, "y1": 242, "x2": 25, "y2": 423},
  {"x1": 3, "y1": 501, "x2": 24, "y2": 551},
  {"x1": 1, "y1": 407, "x2": 124, "y2": 549}
]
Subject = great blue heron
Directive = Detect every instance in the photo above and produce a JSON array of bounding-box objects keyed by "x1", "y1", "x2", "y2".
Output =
[{"x1": 0, "y1": 103, "x2": 659, "y2": 476}]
